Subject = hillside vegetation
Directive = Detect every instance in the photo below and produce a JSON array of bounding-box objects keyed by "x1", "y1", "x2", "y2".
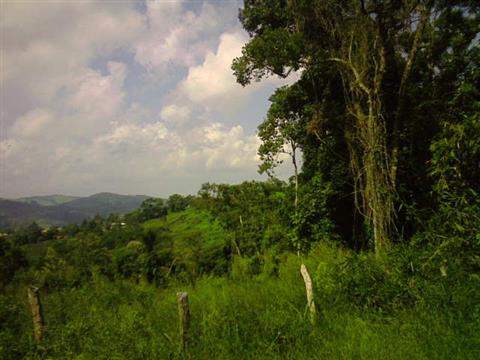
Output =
[{"x1": 1, "y1": 185, "x2": 479, "y2": 359}]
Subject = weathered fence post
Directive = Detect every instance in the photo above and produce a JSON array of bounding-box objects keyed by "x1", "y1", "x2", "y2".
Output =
[
  {"x1": 27, "y1": 286, "x2": 45, "y2": 342},
  {"x1": 300, "y1": 264, "x2": 317, "y2": 324},
  {"x1": 177, "y1": 292, "x2": 190, "y2": 352}
]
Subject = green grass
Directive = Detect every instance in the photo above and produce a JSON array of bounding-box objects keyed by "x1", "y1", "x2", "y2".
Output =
[
  {"x1": 142, "y1": 208, "x2": 228, "y2": 255},
  {"x1": 3, "y1": 247, "x2": 478, "y2": 359},
  {"x1": 143, "y1": 209, "x2": 229, "y2": 279},
  {"x1": 3, "y1": 212, "x2": 478, "y2": 359},
  {"x1": 144, "y1": 209, "x2": 223, "y2": 233}
]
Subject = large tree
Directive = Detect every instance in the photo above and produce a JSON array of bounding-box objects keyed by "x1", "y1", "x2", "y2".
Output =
[{"x1": 233, "y1": 0, "x2": 479, "y2": 253}]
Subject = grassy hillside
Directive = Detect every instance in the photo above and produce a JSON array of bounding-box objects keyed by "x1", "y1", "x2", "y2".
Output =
[
  {"x1": 143, "y1": 209, "x2": 229, "y2": 280},
  {"x1": 143, "y1": 209, "x2": 225, "y2": 241},
  {"x1": 16, "y1": 195, "x2": 80, "y2": 206}
]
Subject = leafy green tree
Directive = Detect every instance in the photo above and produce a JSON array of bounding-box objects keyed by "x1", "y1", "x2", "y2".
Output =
[
  {"x1": 42, "y1": 226, "x2": 60, "y2": 241},
  {"x1": 166, "y1": 194, "x2": 193, "y2": 213},
  {"x1": 233, "y1": 0, "x2": 479, "y2": 253},
  {"x1": 430, "y1": 45, "x2": 480, "y2": 206},
  {"x1": 137, "y1": 198, "x2": 167, "y2": 222},
  {"x1": 112, "y1": 241, "x2": 149, "y2": 280},
  {"x1": 39, "y1": 247, "x2": 78, "y2": 289},
  {"x1": 422, "y1": 49, "x2": 480, "y2": 274},
  {"x1": 0, "y1": 237, "x2": 27, "y2": 288},
  {"x1": 293, "y1": 175, "x2": 336, "y2": 251},
  {"x1": 196, "y1": 181, "x2": 294, "y2": 254},
  {"x1": 258, "y1": 85, "x2": 305, "y2": 208},
  {"x1": 62, "y1": 223, "x2": 80, "y2": 237},
  {"x1": 11, "y1": 222, "x2": 43, "y2": 245}
]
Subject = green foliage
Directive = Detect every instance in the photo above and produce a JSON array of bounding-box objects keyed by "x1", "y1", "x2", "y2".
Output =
[
  {"x1": 136, "y1": 198, "x2": 167, "y2": 222},
  {"x1": 10, "y1": 222, "x2": 43, "y2": 246},
  {"x1": 0, "y1": 292, "x2": 33, "y2": 359},
  {"x1": 232, "y1": 28, "x2": 304, "y2": 86},
  {"x1": 196, "y1": 181, "x2": 295, "y2": 253},
  {"x1": 112, "y1": 241, "x2": 148, "y2": 280},
  {"x1": 0, "y1": 237, "x2": 27, "y2": 289},
  {"x1": 431, "y1": 113, "x2": 480, "y2": 203},
  {"x1": 234, "y1": 0, "x2": 480, "y2": 251},
  {"x1": 166, "y1": 194, "x2": 193, "y2": 213},
  {"x1": 2, "y1": 245, "x2": 479, "y2": 359},
  {"x1": 36, "y1": 246, "x2": 81, "y2": 289},
  {"x1": 257, "y1": 84, "x2": 305, "y2": 200},
  {"x1": 2, "y1": 194, "x2": 479, "y2": 358},
  {"x1": 421, "y1": 67, "x2": 480, "y2": 284},
  {"x1": 293, "y1": 175, "x2": 335, "y2": 251}
]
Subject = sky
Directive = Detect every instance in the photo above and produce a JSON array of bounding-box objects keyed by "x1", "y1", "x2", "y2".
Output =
[{"x1": 1, "y1": 0, "x2": 297, "y2": 198}]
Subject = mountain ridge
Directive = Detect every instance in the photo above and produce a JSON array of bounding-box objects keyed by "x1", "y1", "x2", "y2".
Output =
[
  {"x1": 0, "y1": 192, "x2": 152, "y2": 228},
  {"x1": 16, "y1": 194, "x2": 81, "y2": 206}
]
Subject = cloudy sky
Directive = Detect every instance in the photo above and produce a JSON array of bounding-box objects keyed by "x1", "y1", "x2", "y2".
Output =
[{"x1": 1, "y1": 0, "x2": 297, "y2": 198}]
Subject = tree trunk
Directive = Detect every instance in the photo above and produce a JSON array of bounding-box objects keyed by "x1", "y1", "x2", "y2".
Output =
[
  {"x1": 291, "y1": 143, "x2": 299, "y2": 209},
  {"x1": 353, "y1": 100, "x2": 393, "y2": 255}
]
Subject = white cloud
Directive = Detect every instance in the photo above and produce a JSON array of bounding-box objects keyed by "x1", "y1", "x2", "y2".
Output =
[
  {"x1": 160, "y1": 104, "x2": 191, "y2": 125},
  {"x1": 2, "y1": 1, "x2": 144, "y2": 116},
  {"x1": 133, "y1": 1, "x2": 237, "y2": 76},
  {"x1": 174, "y1": 30, "x2": 299, "y2": 115},
  {"x1": 2, "y1": 59, "x2": 130, "y2": 194},
  {"x1": 2, "y1": 1, "x2": 297, "y2": 198},
  {"x1": 179, "y1": 32, "x2": 248, "y2": 105},
  {"x1": 64, "y1": 62, "x2": 127, "y2": 120},
  {"x1": 95, "y1": 122, "x2": 169, "y2": 150},
  {"x1": 90, "y1": 120, "x2": 259, "y2": 173},
  {"x1": 11, "y1": 109, "x2": 54, "y2": 138},
  {"x1": 192, "y1": 123, "x2": 260, "y2": 170}
]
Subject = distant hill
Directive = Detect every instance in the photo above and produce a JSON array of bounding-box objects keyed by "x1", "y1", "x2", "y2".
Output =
[
  {"x1": 17, "y1": 194, "x2": 80, "y2": 206},
  {"x1": 0, "y1": 193, "x2": 150, "y2": 228},
  {"x1": 58, "y1": 193, "x2": 150, "y2": 216}
]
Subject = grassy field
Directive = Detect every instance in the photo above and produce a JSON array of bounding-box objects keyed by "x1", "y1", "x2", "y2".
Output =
[
  {"x1": 3, "y1": 210, "x2": 478, "y2": 359},
  {"x1": 3, "y1": 244, "x2": 479, "y2": 359}
]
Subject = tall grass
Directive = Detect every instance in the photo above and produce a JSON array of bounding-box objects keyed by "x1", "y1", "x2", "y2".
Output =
[{"x1": 3, "y1": 244, "x2": 478, "y2": 359}]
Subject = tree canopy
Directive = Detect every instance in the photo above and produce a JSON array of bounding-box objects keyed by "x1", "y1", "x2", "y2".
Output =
[{"x1": 233, "y1": 0, "x2": 480, "y2": 253}]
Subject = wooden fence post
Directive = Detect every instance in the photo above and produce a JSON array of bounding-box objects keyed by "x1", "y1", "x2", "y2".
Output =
[
  {"x1": 177, "y1": 292, "x2": 190, "y2": 352},
  {"x1": 27, "y1": 286, "x2": 45, "y2": 342},
  {"x1": 300, "y1": 264, "x2": 317, "y2": 324}
]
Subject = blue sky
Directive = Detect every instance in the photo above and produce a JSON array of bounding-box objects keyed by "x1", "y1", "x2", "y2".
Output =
[{"x1": 1, "y1": 1, "x2": 296, "y2": 198}]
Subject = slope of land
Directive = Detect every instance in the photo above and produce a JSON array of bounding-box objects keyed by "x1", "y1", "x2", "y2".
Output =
[
  {"x1": 3, "y1": 209, "x2": 477, "y2": 359},
  {"x1": 60, "y1": 192, "x2": 149, "y2": 216},
  {"x1": 0, "y1": 193, "x2": 150, "y2": 228},
  {"x1": 16, "y1": 195, "x2": 80, "y2": 206}
]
